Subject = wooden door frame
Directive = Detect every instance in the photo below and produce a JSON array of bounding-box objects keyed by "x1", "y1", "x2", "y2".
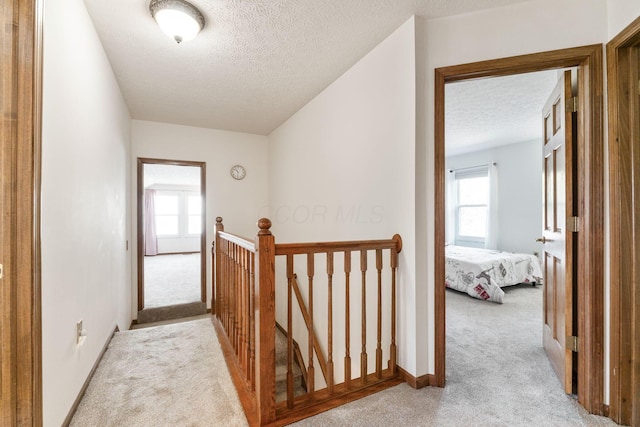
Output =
[
  {"x1": 1, "y1": 0, "x2": 44, "y2": 423},
  {"x1": 434, "y1": 44, "x2": 605, "y2": 415},
  {"x1": 136, "y1": 158, "x2": 207, "y2": 311},
  {"x1": 607, "y1": 15, "x2": 640, "y2": 427}
]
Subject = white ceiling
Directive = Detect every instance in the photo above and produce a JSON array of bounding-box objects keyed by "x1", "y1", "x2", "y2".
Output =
[
  {"x1": 84, "y1": 0, "x2": 539, "y2": 136},
  {"x1": 445, "y1": 70, "x2": 560, "y2": 156}
]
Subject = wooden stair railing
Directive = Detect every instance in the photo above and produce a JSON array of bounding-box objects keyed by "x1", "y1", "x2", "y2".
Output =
[
  {"x1": 213, "y1": 217, "x2": 275, "y2": 425},
  {"x1": 275, "y1": 236, "x2": 403, "y2": 423},
  {"x1": 212, "y1": 217, "x2": 402, "y2": 426}
]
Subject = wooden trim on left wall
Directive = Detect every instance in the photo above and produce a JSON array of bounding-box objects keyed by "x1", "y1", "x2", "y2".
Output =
[
  {"x1": 1, "y1": 0, "x2": 44, "y2": 423},
  {"x1": 61, "y1": 326, "x2": 119, "y2": 426}
]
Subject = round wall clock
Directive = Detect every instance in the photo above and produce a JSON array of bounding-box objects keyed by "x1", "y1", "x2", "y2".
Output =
[{"x1": 230, "y1": 164, "x2": 246, "y2": 180}]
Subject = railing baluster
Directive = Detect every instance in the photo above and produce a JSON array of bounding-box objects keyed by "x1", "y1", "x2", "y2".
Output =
[
  {"x1": 390, "y1": 244, "x2": 398, "y2": 373},
  {"x1": 344, "y1": 251, "x2": 351, "y2": 389},
  {"x1": 327, "y1": 251, "x2": 334, "y2": 394},
  {"x1": 249, "y1": 251, "x2": 256, "y2": 391},
  {"x1": 236, "y1": 244, "x2": 241, "y2": 353},
  {"x1": 376, "y1": 249, "x2": 383, "y2": 379},
  {"x1": 307, "y1": 253, "x2": 315, "y2": 398},
  {"x1": 231, "y1": 243, "x2": 238, "y2": 352},
  {"x1": 286, "y1": 254, "x2": 294, "y2": 409},
  {"x1": 242, "y1": 248, "x2": 249, "y2": 376},
  {"x1": 360, "y1": 250, "x2": 367, "y2": 384},
  {"x1": 223, "y1": 239, "x2": 229, "y2": 333}
]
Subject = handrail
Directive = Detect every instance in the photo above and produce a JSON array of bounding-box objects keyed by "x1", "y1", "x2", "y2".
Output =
[
  {"x1": 218, "y1": 230, "x2": 256, "y2": 252},
  {"x1": 275, "y1": 235, "x2": 402, "y2": 255}
]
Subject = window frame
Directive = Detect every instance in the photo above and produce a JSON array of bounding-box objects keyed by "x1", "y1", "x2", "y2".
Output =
[{"x1": 453, "y1": 166, "x2": 489, "y2": 246}]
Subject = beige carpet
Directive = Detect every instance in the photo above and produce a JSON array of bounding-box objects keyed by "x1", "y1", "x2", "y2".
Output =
[
  {"x1": 293, "y1": 285, "x2": 617, "y2": 427},
  {"x1": 70, "y1": 287, "x2": 618, "y2": 426},
  {"x1": 70, "y1": 318, "x2": 248, "y2": 427},
  {"x1": 144, "y1": 253, "x2": 201, "y2": 308}
]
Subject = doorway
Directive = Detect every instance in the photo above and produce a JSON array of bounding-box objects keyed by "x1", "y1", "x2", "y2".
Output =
[
  {"x1": 136, "y1": 158, "x2": 207, "y2": 319},
  {"x1": 443, "y1": 69, "x2": 576, "y2": 415},
  {"x1": 434, "y1": 45, "x2": 605, "y2": 415}
]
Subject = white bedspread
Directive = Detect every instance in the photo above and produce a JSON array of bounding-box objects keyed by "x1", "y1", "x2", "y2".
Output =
[{"x1": 445, "y1": 245, "x2": 543, "y2": 303}]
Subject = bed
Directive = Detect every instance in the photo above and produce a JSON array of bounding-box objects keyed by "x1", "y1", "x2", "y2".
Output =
[{"x1": 445, "y1": 245, "x2": 543, "y2": 303}]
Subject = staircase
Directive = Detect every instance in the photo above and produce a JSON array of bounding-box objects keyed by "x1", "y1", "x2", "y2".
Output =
[{"x1": 275, "y1": 328, "x2": 306, "y2": 403}]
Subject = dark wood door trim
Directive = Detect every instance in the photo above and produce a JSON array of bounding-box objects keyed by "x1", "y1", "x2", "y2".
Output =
[
  {"x1": 1, "y1": 0, "x2": 44, "y2": 423},
  {"x1": 434, "y1": 44, "x2": 605, "y2": 415},
  {"x1": 606, "y1": 15, "x2": 640, "y2": 427},
  {"x1": 136, "y1": 157, "x2": 207, "y2": 312}
]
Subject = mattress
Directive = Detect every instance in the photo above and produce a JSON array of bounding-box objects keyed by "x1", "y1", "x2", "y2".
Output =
[{"x1": 445, "y1": 245, "x2": 544, "y2": 303}]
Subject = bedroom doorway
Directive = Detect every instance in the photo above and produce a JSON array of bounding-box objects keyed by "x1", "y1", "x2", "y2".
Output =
[
  {"x1": 136, "y1": 158, "x2": 207, "y2": 321},
  {"x1": 442, "y1": 67, "x2": 574, "y2": 417},
  {"x1": 434, "y1": 45, "x2": 605, "y2": 415}
]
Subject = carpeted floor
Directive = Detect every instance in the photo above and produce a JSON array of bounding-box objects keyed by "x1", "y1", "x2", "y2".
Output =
[
  {"x1": 144, "y1": 253, "x2": 201, "y2": 308},
  {"x1": 70, "y1": 318, "x2": 248, "y2": 427},
  {"x1": 292, "y1": 285, "x2": 617, "y2": 426},
  {"x1": 70, "y1": 286, "x2": 618, "y2": 426}
]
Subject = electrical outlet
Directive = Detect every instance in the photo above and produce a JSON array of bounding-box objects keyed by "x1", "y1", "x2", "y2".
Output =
[{"x1": 77, "y1": 320, "x2": 87, "y2": 344}]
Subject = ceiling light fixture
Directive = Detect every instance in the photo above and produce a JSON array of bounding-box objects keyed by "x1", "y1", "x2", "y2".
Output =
[{"x1": 149, "y1": 0, "x2": 205, "y2": 44}]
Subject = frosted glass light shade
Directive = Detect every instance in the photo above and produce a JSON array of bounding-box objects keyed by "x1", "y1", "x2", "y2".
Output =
[{"x1": 149, "y1": 0, "x2": 205, "y2": 44}]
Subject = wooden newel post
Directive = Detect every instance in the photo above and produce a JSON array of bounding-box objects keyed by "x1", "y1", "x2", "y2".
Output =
[
  {"x1": 213, "y1": 217, "x2": 224, "y2": 316},
  {"x1": 254, "y1": 218, "x2": 277, "y2": 425}
]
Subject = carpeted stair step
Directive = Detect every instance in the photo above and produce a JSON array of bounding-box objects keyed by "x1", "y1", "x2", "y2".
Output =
[{"x1": 275, "y1": 328, "x2": 306, "y2": 403}]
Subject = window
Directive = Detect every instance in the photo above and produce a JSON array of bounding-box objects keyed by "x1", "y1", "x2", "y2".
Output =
[
  {"x1": 187, "y1": 195, "x2": 201, "y2": 235},
  {"x1": 155, "y1": 194, "x2": 179, "y2": 236},
  {"x1": 454, "y1": 167, "x2": 489, "y2": 245},
  {"x1": 154, "y1": 190, "x2": 201, "y2": 237}
]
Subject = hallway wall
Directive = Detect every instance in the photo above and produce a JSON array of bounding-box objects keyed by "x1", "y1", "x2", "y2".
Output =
[
  {"x1": 41, "y1": 0, "x2": 132, "y2": 424},
  {"x1": 268, "y1": 18, "x2": 418, "y2": 376}
]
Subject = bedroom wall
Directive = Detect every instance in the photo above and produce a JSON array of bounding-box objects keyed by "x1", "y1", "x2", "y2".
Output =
[
  {"x1": 420, "y1": 0, "x2": 608, "y2": 378},
  {"x1": 41, "y1": 0, "x2": 132, "y2": 424},
  {"x1": 607, "y1": 0, "x2": 640, "y2": 39},
  {"x1": 131, "y1": 120, "x2": 269, "y2": 316},
  {"x1": 268, "y1": 18, "x2": 419, "y2": 376},
  {"x1": 445, "y1": 139, "x2": 542, "y2": 256}
]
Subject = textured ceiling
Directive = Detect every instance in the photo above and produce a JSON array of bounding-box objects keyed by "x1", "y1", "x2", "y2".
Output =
[
  {"x1": 84, "y1": 0, "x2": 538, "y2": 136},
  {"x1": 445, "y1": 70, "x2": 560, "y2": 156}
]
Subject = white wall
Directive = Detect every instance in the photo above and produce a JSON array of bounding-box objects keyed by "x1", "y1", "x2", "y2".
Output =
[
  {"x1": 41, "y1": 0, "x2": 131, "y2": 424},
  {"x1": 131, "y1": 120, "x2": 269, "y2": 315},
  {"x1": 268, "y1": 18, "x2": 418, "y2": 376},
  {"x1": 446, "y1": 140, "x2": 543, "y2": 255},
  {"x1": 607, "y1": 0, "x2": 640, "y2": 39},
  {"x1": 421, "y1": 0, "x2": 609, "y2": 377}
]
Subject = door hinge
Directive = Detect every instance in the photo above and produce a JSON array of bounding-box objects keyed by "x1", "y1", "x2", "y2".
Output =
[
  {"x1": 566, "y1": 96, "x2": 578, "y2": 113},
  {"x1": 0, "y1": 263, "x2": 3, "y2": 279},
  {"x1": 569, "y1": 216, "x2": 580, "y2": 232},
  {"x1": 568, "y1": 335, "x2": 579, "y2": 352}
]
